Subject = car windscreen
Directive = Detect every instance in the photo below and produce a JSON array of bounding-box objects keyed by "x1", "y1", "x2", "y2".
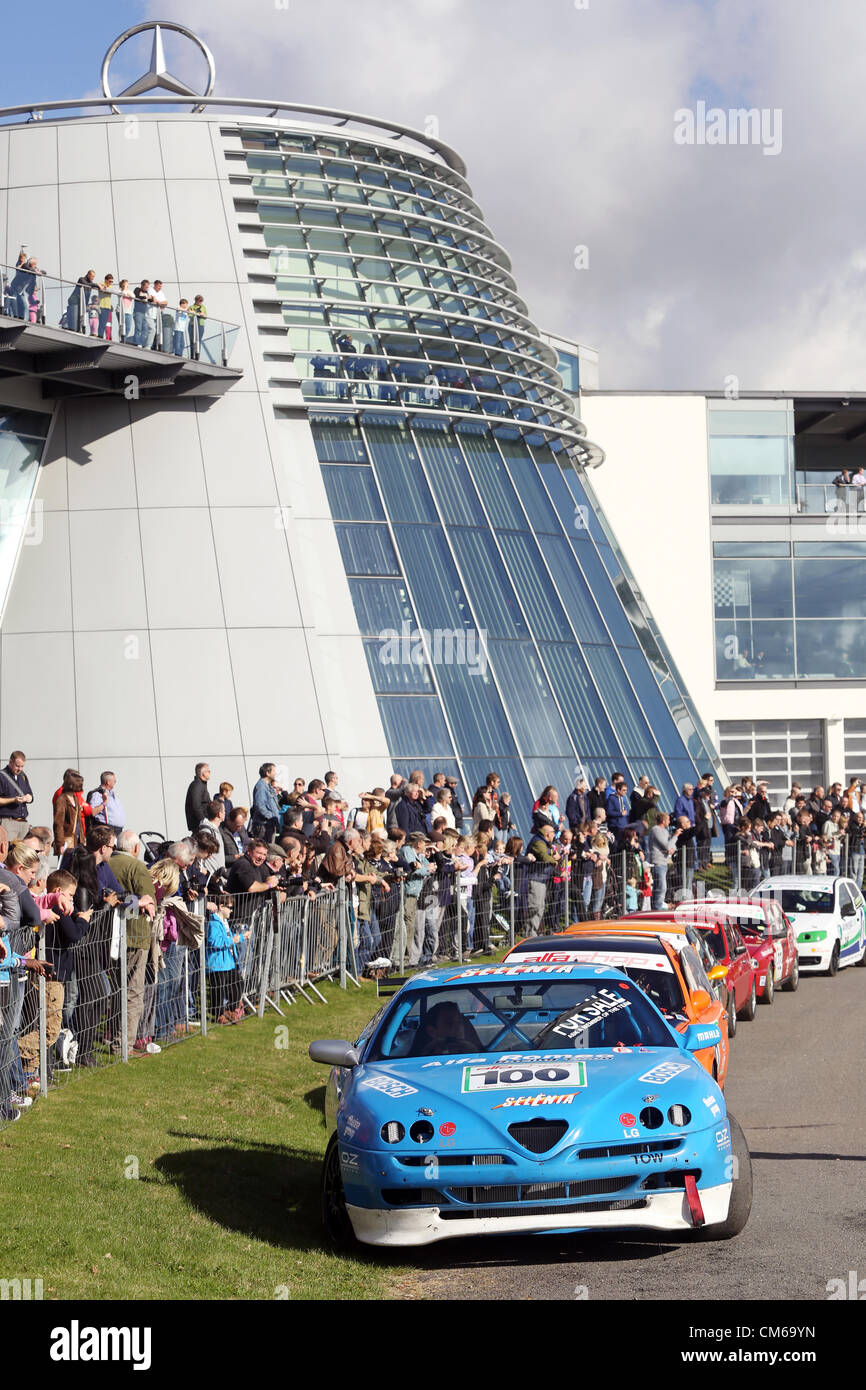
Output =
[
  {"x1": 699, "y1": 925, "x2": 729, "y2": 961},
  {"x1": 758, "y1": 888, "x2": 835, "y2": 915},
  {"x1": 368, "y1": 977, "x2": 677, "y2": 1060},
  {"x1": 503, "y1": 947, "x2": 687, "y2": 1021}
]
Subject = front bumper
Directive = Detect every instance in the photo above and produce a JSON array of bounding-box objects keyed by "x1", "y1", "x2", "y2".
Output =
[
  {"x1": 797, "y1": 942, "x2": 832, "y2": 970},
  {"x1": 347, "y1": 1183, "x2": 732, "y2": 1246}
]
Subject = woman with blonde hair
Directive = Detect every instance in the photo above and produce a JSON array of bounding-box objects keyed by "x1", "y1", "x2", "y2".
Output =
[
  {"x1": 137, "y1": 858, "x2": 181, "y2": 1053},
  {"x1": 590, "y1": 832, "x2": 610, "y2": 920}
]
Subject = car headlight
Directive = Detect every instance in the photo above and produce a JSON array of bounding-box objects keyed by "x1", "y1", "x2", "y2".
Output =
[
  {"x1": 667, "y1": 1104, "x2": 692, "y2": 1127},
  {"x1": 410, "y1": 1120, "x2": 434, "y2": 1144},
  {"x1": 381, "y1": 1121, "x2": 405, "y2": 1144},
  {"x1": 639, "y1": 1106, "x2": 664, "y2": 1129}
]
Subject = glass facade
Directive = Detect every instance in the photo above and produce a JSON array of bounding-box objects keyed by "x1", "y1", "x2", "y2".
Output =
[
  {"x1": 709, "y1": 407, "x2": 793, "y2": 506},
  {"x1": 717, "y1": 720, "x2": 825, "y2": 807},
  {"x1": 0, "y1": 408, "x2": 52, "y2": 622},
  {"x1": 713, "y1": 540, "x2": 866, "y2": 680},
  {"x1": 240, "y1": 125, "x2": 716, "y2": 815}
]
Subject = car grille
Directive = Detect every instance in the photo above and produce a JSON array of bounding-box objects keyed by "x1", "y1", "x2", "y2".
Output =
[
  {"x1": 440, "y1": 1198, "x2": 648, "y2": 1221},
  {"x1": 507, "y1": 1119, "x2": 569, "y2": 1153},
  {"x1": 577, "y1": 1139, "x2": 681, "y2": 1161},
  {"x1": 447, "y1": 1176, "x2": 632, "y2": 1205},
  {"x1": 396, "y1": 1153, "x2": 507, "y2": 1167}
]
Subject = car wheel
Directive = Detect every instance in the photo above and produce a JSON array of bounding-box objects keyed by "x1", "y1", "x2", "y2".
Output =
[
  {"x1": 826, "y1": 941, "x2": 840, "y2": 978},
  {"x1": 856, "y1": 936, "x2": 866, "y2": 967},
  {"x1": 322, "y1": 1134, "x2": 357, "y2": 1250},
  {"x1": 759, "y1": 964, "x2": 774, "y2": 1005},
  {"x1": 782, "y1": 958, "x2": 799, "y2": 991},
  {"x1": 726, "y1": 992, "x2": 737, "y2": 1040},
  {"x1": 737, "y1": 978, "x2": 757, "y2": 1022},
  {"x1": 692, "y1": 1114, "x2": 752, "y2": 1241}
]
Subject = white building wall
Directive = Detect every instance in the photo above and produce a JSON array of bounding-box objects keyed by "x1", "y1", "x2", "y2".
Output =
[{"x1": 0, "y1": 115, "x2": 390, "y2": 837}]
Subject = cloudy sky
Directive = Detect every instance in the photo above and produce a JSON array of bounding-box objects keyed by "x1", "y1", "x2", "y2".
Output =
[{"x1": 16, "y1": 0, "x2": 866, "y2": 389}]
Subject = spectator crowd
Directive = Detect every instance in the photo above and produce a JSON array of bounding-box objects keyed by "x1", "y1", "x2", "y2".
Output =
[
  {"x1": 3, "y1": 250, "x2": 209, "y2": 358},
  {"x1": 3, "y1": 745, "x2": 865, "y2": 1124}
]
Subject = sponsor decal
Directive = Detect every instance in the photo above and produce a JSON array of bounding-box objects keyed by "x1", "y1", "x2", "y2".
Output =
[
  {"x1": 493, "y1": 1092, "x2": 578, "y2": 1109},
  {"x1": 360, "y1": 1076, "x2": 418, "y2": 1099},
  {"x1": 551, "y1": 988, "x2": 632, "y2": 1040},
  {"x1": 612, "y1": 1044, "x2": 632, "y2": 1054},
  {"x1": 633, "y1": 1152, "x2": 663, "y2": 1165},
  {"x1": 439, "y1": 1121, "x2": 456, "y2": 1137},
  {"x1": 703, "y1": 1094, "x2": 722, "y2": 1119},
  {"x1": 694, "y1": 1030, "x2": 718, "y2": 1044},
  {"x1": 638, "y1": 1061, "x2": 690, "y2": 1086},
  {"x1": 340, "y1": 1150, "x2": 359, "y2": 1169},
  {"x1": 642, "y1": 1094, "x2": 658, "y2": 1103},
  {"x1": 342, "y1": 1114, "x2": 361, "y2": 1138},
  {"x1": 462, "y1": 1062, "x2": 587, "y2": 1093},
  {"x1": 619, "y1": 1112, "x2": 636, "y2": 1126},
  {"x1": 446, "y1": 964, "x2": 581, "y2": 980},
  {"x1": 512, "y1": 949, "x2": 672, "y2": 972},
  {"x1": 421, "y1": 1056, "x2": 487, "y2": 1069},
  {"x1": 715, "y1": 1125, "x2": 730, "y2": 1150}
]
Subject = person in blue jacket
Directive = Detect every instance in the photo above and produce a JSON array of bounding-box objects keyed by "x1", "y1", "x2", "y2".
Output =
[
  {"x1": 0, "y1": 897, "x2": 52, "y2": 1122},
  {"x1": 205, "y1": 894, "x2": 249, "y2": 1025}
]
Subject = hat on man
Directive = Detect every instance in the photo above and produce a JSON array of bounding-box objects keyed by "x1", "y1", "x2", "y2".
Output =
[{"x1": 266, "y1": 844, "x2": 287, "y2": 859}]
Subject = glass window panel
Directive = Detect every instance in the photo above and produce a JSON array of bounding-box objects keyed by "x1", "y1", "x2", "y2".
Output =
[
  {"x1": 334, "y1": 524, "x2": 400, "y2": 576},
  {"x1": 708, "y1": 410, "x2": 789, "y2": 436},
  {"x1": 486, "y1": 643, "x2": 572, "y2": 757},
  {"x1": 537, "y1": 535, "x2": 608, "y2": 644},
  {"x1": 794, "y1": 558, "x2": 866, "y2": 618},
  {"x1": 378, "y1": 697, "x2": 454, "y2": 757},
  {"x1": 497, "y1": 437, "x2": 562, "y2": 533},
  {"x1": 796, "y1": 621, "x2": 866, "y2": 679},
  {"x1": 795, "y1": 541, "x2": 866, "y2": 556},
  {"x1": 460, "y1": 433, "x2": 527, "y2": 531},
  {"x1": 460, "y1": 759, "x2": 534, "y2": 835},
  {"x1": 715, "y1": 621, "x2": 795, "y2": 680},
  {"x1": 364, "y1": 425, "x2": 439, "y2": 523},
  {"x1": 258, "y1": 203, "x2": 302, "y2": 225},
  {"x1": 306, "y1": 230, "x2": 348, "y2": 253},
  {"x1": 391, "y1": 524, "x2": 475, "y2": 632},
  {"x1": 622, "y1": 654, "x2": 693, "y2": 759},
  {"x1": 348, "y1": 578, "x2": 415, "y2": 635},
  {"x1": 321, "y1": 465, "x2": 384, "y2": 521},
  {"x1": 312, "y1": 421, "x2": 368, "y2": 462},
  {"x1": 364, "y1": 640, "x2": 434, "y2": 693},
  {"x1": 713, "y1": 558, "x2": 793, "y2": 619},
  {"x1": 449, "y1": 530, "x2": 529, "y2": 639},
  {"x1": 538, "y1": 643, "x2": 623, "y2": 759},
  {"x1": 583, "y1": 645, "x2": 662, "y2": 759},
  {"x1": 713, "y1": 542, "x2": 791, "y2": 557},
  {"x1": 433, "y1": 659, "x2": 519, "y2": 759},
  {"x1": 523, "y1": 758, "x2": 582, "y2": 808},
  {"x1": 496, "y1": 532, "x2": 573, "y2": 641},
  {"x1": 414, "y1": 430, "x2": 486, "y2": 525},
  {"x1": 709, "y1": 437, "x2": 790, "y2": 505}
]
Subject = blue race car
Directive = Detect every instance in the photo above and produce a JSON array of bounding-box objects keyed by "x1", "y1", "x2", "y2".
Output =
[{"x1": 309, "y1": 961, "x2": 752, "y2": 1248}]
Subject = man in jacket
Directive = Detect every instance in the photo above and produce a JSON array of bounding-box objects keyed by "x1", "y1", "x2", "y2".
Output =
[
  {"x1": 629, "y1": 776, "x2": 651, "y2": 821},
  {"x1": 605, "y1": 778, "x2": 631, "y2": 844},
  {"x1": 673, "y1": 783, "x2": 695, "y2": 826},
  {"x1": 0, "y1": 750, "x2": 34, "y2": 838},
  {"x1": 525, "y1": 824, "x2": 559, "y2": 936},
  {"x1": 746, "y1": 781, "x2": 772, "y2": 824},
  {"x1": 185, "y1": 763, "x2": 211, "y2": 833},
  {"x1": 396, "y1": 782, "x2": 428, "y2": 837},
  {"x1": 589, "y1": 777, "x2": 608, "y2": 820},
  {"x1": 251, "y1": 763, "x2": 282, "y2": 843},
  {"x1": 648, "y1": 813, "x2": 682, "y2": 911},
  {"x1": 109, "y1": 831, "x2": 157, "y2": 1058},
  {"x1": 566, "y1": 778, "x2": 590, "y2": 831}
]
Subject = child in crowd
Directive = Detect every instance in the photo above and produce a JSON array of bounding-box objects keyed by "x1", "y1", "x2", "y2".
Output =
[
  {"x1": 174, "y1": 299, "x2": 190, "y2": 356},
  {"x1": 205, "y1": 893, "x2": 249, "y2": 1025}
]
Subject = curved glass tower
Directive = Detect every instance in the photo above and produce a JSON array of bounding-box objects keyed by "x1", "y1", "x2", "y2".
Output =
[{"x1": 237, "y1": 121, "x2": 716, "y2": 809}]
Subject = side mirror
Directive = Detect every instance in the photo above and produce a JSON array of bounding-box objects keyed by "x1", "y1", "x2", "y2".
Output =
[
  {"x1": 841, "y1": 902, "x2": 856, "y2": 918},
  {"x1": 682, "y1": 1022, "x2": 722, "y2": 1052},
  {"x1": 707, "y1": 964, "x2": 728, "y2": 982},
  {"x1": 690, "y1": 988, "x2": 712, "y2": 1012},
  {"x1": 309, "y1": 1039, "x2": 361, "y2": 1068}
]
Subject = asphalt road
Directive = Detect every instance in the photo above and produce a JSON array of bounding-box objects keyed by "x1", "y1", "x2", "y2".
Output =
[{"x1": 394, "y1": 961, "x2": 866, "y2": 1301}]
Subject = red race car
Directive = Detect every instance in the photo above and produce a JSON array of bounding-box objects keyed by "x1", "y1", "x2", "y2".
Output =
[
  {"x1": 631, "y1": 909, "x2": 762, "y2": 1024},
  {"x1": 639, "y1": 899, "x2": 799, "y2": 1003}
]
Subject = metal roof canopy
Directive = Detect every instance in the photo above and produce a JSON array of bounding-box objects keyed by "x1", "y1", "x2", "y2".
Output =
[{"x1": 0, "y1": 314, "x2": 242, "y2": 399}]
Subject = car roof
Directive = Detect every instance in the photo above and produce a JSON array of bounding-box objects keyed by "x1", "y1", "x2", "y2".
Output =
[
  {"x1": 510, "y1": 933, "x2": 670, "y2": 958},
  {"x1": 401, "y1": 961, "x2": 631, "y2": 990},
  {"x1": 754, "y1": 876, "x2": 839, "y2": 889}
]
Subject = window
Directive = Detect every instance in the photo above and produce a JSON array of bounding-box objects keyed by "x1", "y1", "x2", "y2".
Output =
[
  {"x1": 844, "y1": 720, "x2": 866, "y2": 783},
  {"x1": 708, "y1": 407, "x2": 792, "y2": 507},
  {"x1": 716, "y1": 720, "x2": 824, "y2": 807}
]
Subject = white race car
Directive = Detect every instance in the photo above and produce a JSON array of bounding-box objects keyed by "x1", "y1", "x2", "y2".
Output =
[{"x1": 752, "y1": 876, "x2": 866, "y2": 975}]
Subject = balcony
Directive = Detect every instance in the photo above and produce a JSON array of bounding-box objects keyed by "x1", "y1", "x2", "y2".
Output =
[{"x1": 0, "y1": 263, "x2": 242, "y2": 399}]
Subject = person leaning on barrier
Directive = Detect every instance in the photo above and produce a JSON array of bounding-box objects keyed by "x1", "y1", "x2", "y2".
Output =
[
  {"x1": 109, "y1": 831, "x2": 157, "y2": 1059},
  {"x1": 225, "y1": 839, "x2": 280, "y2": 896}
]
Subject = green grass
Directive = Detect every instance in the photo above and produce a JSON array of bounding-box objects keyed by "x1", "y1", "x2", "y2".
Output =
[{"x1": 0, "y1": 979, "x2": 411, "y2": 1301}]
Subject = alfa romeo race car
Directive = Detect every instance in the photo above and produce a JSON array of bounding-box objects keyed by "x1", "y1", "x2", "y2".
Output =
[{"x1": 309, "y1": 960, "x2": 751, "y2": 1248}]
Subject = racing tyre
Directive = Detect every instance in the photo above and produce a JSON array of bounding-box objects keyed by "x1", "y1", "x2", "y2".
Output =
[
  {"x1": 737, "y1": 978, "x2": 757, "y2": 1022},
  {"x1": 691, "y1": 1114, "x2": 752, "y2": 1241},
  {"x1": 759, "y1": 965, "x2": 774, "y2": 1005},
  {"x1": 322, "y1": 1134, "x2": 357, "y2": 1250},
  {"x1": 826, "y1": 941, "x2": 840, "y2": 978},
  {"x1": 782, "y1": 958, "x2": 799, "y2": 991},
  {"x1": 726, "y1": 992, "x2": 737, "y2": 1040}
]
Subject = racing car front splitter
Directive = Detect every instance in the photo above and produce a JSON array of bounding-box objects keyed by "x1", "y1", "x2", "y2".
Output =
[{"x1": 346, "y1": 1183, "x2": 732, "y2": 1247}]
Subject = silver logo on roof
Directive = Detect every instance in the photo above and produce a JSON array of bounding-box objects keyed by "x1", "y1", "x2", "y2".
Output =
[{"x1": 101, "y1": 21, "x2": 215, "y2": 115}]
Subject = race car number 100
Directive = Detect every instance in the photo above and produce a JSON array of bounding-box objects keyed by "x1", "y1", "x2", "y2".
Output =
[{"x1": 462, "y1": 1061, "x2": 587, "y2": 1093}]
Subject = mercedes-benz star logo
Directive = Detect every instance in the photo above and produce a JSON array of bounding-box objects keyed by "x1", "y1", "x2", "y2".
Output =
[{"x1": 101, "y1": 21, "x2": 215, "y2": 115}]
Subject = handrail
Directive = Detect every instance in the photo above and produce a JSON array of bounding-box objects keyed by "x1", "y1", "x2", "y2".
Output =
[
  {"x1": 795, "y1": 480, "x2": 866, "y2": 514},
  {"x1": 0, "y1": 260, "x2": 238, "y2": 366},
  {"x1": 0, "y1": 95, "x2": 468, "y2": 177}
]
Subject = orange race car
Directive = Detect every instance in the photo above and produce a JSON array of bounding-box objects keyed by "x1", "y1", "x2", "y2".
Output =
[{"x1": 503, "y1": 925, "x2": 730, "y2": 1088}]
